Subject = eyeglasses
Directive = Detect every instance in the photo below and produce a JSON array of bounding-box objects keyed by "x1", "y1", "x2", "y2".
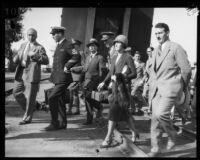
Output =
[{"x1": 147, "y1": 51, "x2": 151, "y2": 53}]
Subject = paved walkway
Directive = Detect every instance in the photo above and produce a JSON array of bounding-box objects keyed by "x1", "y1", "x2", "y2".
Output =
[{"x1": 5, "y1": 78, "x2": 196, "y2": 157}]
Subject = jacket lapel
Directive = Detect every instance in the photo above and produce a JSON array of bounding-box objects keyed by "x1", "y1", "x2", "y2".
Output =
[
  {"x1": 153, "y1": 48, "x2": 158, "y2": 72},
  {"x1": 110, "y1": 54, "x2": 117, "y2": 75},
  {"x1": 20, "y1": 42, "x2": 28, "y2": 56},
  {"x1": 156, "y1": 41, "x2": 171, "y2": 71}
]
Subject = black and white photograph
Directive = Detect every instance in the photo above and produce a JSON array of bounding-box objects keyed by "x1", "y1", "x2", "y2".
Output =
[{"x1": 3, "y1": 2, "x2": 198, "y2": 157}]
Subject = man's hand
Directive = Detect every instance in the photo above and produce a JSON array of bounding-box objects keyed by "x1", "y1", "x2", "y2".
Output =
[
  {"x1": 64, "y1": 66, "x2": 70, "y2": 73},
  {"x1": 97, "y1": 82, "x2": 105, "y2": 91},
  {"x1": 111, "y1": 75, "x2": 116, "y2": 82},
  {"x1": 21, "y1": 60, "x2": 26, "y2": 66}
]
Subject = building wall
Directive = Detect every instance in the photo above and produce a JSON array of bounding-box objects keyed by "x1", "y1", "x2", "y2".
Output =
[
  {"x1": 61, "y1": 8, "x2": 88, "y2": 50},
  {"x1": 61, "y1": 8, "x2": 154, "y2": 62},
  {"x1": 128, "y1": 8, "x2": 154, "y2": 62}
]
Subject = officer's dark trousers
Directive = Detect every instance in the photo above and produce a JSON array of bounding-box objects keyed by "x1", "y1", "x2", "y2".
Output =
[{"x1": 48, "y1": 83, "x2": 67, "y2": 126}]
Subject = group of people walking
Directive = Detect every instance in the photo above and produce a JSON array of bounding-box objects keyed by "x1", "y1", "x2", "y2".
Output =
[{"x1": 12, "y1": 22, "x2": 195, "y2": 157}]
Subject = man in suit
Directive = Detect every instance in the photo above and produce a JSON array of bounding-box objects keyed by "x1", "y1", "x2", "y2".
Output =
[
  {"x1": 80, "y1": 38, "x2": 106, "y2": 125},
  {"x1": 142, "y1": 47, "x2": 154, "y2": 113},
  {"x1": 131, "y1": 51, "x2": 146, "y2": 115},
  {"x1": 13, "y1": 28, "x2": 49, "y2": 125},
  {"x1": 67, "y1": 39, "x2": 82, "y2": 115},
  {"x1": 100, "y1": 31, "x2": 116, "y2": 69},
  {"x1": 44, "y1": 26, "x2": 80, "y2": 131},
  {"x1": 148, "y1": 23, "x2": 191, "y2": 157}
]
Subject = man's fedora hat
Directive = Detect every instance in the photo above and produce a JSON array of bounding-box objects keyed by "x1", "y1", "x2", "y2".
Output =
[
  {"x1": 50, "y1": 26, "x2": 66, "y2": 34},
  {"x1": 86, "y1": 38, "x2": 99, "y2": 47}
]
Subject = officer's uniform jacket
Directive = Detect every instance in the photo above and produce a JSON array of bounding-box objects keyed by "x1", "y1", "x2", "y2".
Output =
[{"x1": 50, "y1": 38, "x2": 80, "y2": 84}]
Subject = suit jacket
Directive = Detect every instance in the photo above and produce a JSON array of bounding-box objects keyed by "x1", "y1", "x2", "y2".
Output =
[
  {"x1": 80, "y1": 52, "x2": 106, "y2": 89},
  {"x1": 149, "y1": 41, "x2": 191, "y2": 101},
  {"x1": 131, "y1": 60, "x2": 145, "y2": 85},
  {"x1": 13, "y1": 41, "x2": 49, "y2": 83},
  {"x1": 103, "y1": 52, "x2": 137, "y2": 84},
  {"x1": 50, "y1": 38, "x2": 80, "y2": 84}
]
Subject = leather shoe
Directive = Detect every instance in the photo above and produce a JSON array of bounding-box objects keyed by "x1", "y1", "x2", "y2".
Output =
[
  {"x1": 147, "y1": 151, "x2": 161, "y2": 157},
  {"x1": 19, "y1": 120, "x2": 31, "y2": 125},
  {"x1": 59, "y1": 122, "x2": 67, "y2": 129},
  {"x1": 73, "y1": 111, "x2": 80, "y2": 115},
  {"x1": 82, "y1": 121, "x2": 92, "y2": 125},
  {"x1": 66, "y1": 111, "x2": 73, "y2": 115},
  {"x1": 44, "y1": 123, "x2": 60, "y2": 131},
  {"x1": 166, "y1": 139, "x2": 176, "y2": 150}
]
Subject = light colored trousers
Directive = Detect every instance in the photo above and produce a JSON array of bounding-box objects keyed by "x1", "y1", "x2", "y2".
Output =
[
  {"x1": 13, "y1": 80, "x2": 39, "y2": 122},
  {"x1": 151, "y1": 93, "x2": 177, "y2": 152}
]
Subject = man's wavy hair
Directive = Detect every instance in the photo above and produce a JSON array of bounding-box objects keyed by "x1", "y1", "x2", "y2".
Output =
[{"x1": 111, "y1": 73, "x2": 130, "y2": 107}]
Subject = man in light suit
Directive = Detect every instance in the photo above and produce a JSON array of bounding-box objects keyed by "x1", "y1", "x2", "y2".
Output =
[
  {"x1": 13, "y1": 28, "x2": 49, "y2": 125},
  {"x1": 148, "y1": 23, "x2": 191, "y2": 157}
]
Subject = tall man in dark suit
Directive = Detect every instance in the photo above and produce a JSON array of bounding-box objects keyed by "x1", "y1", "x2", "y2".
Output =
[
  {"x1": 80, "y1": 38, "x2": 106, "y2": 125},
  {"x1": 13, "y1": 28, "x2": 49, "y2": 125},
  {"x1": 147, "y1": 23, "x2": 191, "y2": 157},
  {"x1": 44, "y1": 26, "x2": 80, "y2": 131}
]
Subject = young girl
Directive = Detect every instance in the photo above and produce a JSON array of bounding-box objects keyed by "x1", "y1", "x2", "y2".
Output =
[{"x1": 100, "y1": 73, "x2": 139, "y2": 148}]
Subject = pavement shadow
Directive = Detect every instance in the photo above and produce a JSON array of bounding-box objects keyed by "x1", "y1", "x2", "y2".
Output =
[{"x1": 5, "y1": 125, "x2": 107, "y2": 141}]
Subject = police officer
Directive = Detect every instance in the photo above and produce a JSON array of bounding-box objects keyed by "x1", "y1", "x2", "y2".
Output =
[{"x1": 44, "y1": 26, "x2": 80, "y2": 131}]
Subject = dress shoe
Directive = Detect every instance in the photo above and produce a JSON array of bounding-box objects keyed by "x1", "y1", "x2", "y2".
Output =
[
  {"x1": 166, "y1": 139, "x2": 176, "y2": 150},
  {"x1": 147, "y1": 151, "x2": 161, "y2": 157},
  {"x1": 82, "y1": 121, "x2": 92, "y2": 125},
  {"x1": 40, "y1": 103, "x2": 49, "y2": 112},
  {"x1": 73, "y1": 111, "x2": 80, "y2": 115},
  {"x1": 66, "y1": 111, "x2": 73, "y2": 115},
  {"x1": 44, "y1": 123, "x2": 60, "y2": 131},
  {"x1": 100, "y1": 139, "x2": 112, "y2": 148},
  {"x1": 59, "y1": 122, "x2": 67, "y2": 129},
  {"x1": 35, "y1": 101, "x2": 41, "y2": 110},
  {"x1": 19, "y1": 120, "x2": 31, "y2": 125}
]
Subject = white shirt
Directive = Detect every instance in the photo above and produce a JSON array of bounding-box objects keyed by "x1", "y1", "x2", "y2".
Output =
[
  {"x1": 161, "y1": 40, "x2": 169, "y2": 51},
  {"x1": 57, "y1": 38, "x2": 65, "y2": 45},
  {"x1": 115, "y1": 53, "x2": 122, "y2": 65},
  {"x1": 90, "y1": 51, "x2": 97, "y2": 59}
]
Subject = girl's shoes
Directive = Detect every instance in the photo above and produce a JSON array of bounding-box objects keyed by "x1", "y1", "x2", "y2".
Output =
[
  {"x1": 131, "y1": 133, "x2": 140, "y2": 143},
  {"x1": 100, "y1": 139, "x2": 112, "y2": 148}
]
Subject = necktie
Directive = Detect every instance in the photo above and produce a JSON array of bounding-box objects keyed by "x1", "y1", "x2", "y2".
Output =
[
  {"x1": 21, "y1": 43, "x2": 30, "y2": 66},
  {"x1": 90, "y1": 54, "x2": 94, "y2": 62}
]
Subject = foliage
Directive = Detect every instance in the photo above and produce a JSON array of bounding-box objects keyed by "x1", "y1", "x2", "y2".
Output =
[{"x1": 5, "y1": 8, "x2": 31, "y2": 71}]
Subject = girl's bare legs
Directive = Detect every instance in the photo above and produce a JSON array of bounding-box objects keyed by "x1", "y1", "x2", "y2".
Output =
[
  {"x1": 103, "y1": 120, "x2": 116, "y2": 143},
  {"x1": 126, "y1": 116, "x2": 139, "y2": 142}
]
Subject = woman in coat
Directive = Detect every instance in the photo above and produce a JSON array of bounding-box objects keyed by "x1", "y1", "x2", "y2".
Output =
[{"x1": 100, "y1": 73, "x2": 139, "y2": 148}]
